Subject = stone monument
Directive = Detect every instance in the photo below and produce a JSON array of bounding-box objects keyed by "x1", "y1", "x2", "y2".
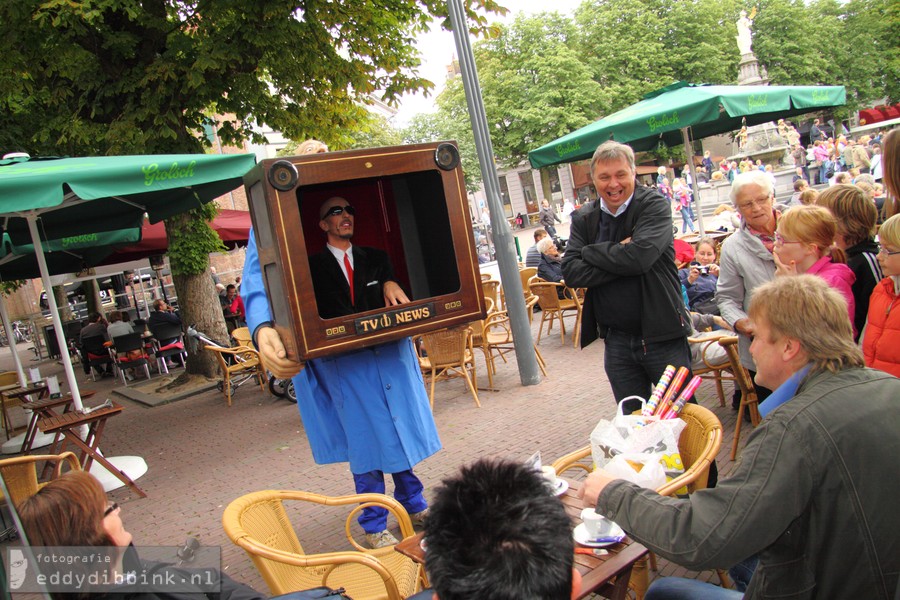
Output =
[
  {"x1": 729, "y1": 8, "x2": 791, "y2": 167},
  {"x1": 736, "y1": 8, "x2": 768, "y2": 86}
]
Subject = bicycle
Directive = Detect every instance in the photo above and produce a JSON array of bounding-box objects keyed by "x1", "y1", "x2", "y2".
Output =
[{"x1": 186, "y1": 324, "x2": 295, "y2": 402}]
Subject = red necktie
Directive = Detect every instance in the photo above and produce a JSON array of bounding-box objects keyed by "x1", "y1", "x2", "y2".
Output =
[{"x1": 344, "y1": 252, "x2": 354, "y2": 305}]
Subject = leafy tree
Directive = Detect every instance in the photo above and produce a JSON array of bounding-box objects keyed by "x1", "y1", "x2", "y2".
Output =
[
  {"x1": 473, "y1": 13, "x2": 604, "y2": 168},
  {"x1": 0, "y1": 0, "x2": 504, "y2": 378},
  {"x1": 345, "y1": 112, "x2": 404, "y2": 150},
  {"x1": 402, "y1": 81, "x2": 482, "y2": 191}
]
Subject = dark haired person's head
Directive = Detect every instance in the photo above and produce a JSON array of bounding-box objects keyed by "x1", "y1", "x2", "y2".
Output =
[
  {"x1": 152, "y1": 298, "x2": 165, "y2": 311},
  {"x1": 424, "y1": 459, "x2": 578, "y2": 600},
  {"x1": 88, "y1": 312, "x2": 103, "y2": 323}
]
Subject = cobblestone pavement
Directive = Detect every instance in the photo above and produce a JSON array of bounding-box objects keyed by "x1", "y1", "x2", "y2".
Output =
[{"x1": 1, "y1": 293, "x2": 747, "y2": 595}]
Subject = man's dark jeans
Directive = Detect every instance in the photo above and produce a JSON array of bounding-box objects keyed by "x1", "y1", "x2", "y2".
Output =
[{"x1": 604, "y1": 329, "x2": 691, "y2": 413}]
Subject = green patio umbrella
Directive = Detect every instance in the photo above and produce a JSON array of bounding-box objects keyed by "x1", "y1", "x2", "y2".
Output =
[
  {"x1": 528, "y1": 81, "x2": 845, "y2": 234},
  {"x1": 0, "y1": 153, "x2": 256, "y2": 410},
  {"x1": 529, "y1": 82, "x2": 847, "y2": 168}
]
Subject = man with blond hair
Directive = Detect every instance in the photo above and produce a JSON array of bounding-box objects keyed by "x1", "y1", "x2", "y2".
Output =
[{"x1": 581, "y1": 275, "x2": 900, "y2": 599}]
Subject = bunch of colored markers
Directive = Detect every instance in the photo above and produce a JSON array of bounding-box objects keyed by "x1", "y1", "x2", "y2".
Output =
[{"x1": 642, "y1": 365, "x2": 703, "y2": 420}]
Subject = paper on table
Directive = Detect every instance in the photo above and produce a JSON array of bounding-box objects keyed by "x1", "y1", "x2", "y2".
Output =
[
  {"x1": 28, "y1": 368, "x2": 41, "y2": 384},
  {"x1": 47, "y1": 375, "x2": 61, "y2": 397}
]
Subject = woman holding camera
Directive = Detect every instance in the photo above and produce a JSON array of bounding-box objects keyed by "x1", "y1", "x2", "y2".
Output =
[{"x1": 678, "y1": 237, "x2": 719, "y2": 312}]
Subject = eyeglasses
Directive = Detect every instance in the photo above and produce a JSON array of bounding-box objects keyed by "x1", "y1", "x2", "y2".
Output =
[
  {"x1": 104, "y1": 502, "x2": 119, "y2": 517},
  {"x1": 774, "y1": 232, "x2": 804, "y2": 246},
  {"x1": 321, "y1": 205, "x2": 355, "y2": 219},
  {"x1": 879, "y1": 246, "x2": 900, "y2": 257},
  {"x1": 736, "y1": 196, "x2": 772, "y2": 212}
]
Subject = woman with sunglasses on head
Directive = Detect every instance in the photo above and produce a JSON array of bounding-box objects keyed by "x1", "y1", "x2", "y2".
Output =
[
  {"x1": 862, "y1": 214, "x2": 900, "y2": 377},
  {"x1": 17, "y1": 471, "x2": 267, "y2": 600},
  {"x1": 773, "y1": 205, "x2": 856, "y2": 333}
]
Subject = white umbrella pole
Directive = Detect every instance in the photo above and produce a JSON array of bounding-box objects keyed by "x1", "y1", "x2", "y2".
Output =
[
  {"x1": 26, "y1": 214, "x2": 83, "y2": 411},
  {"x1": 681, "y1": 127, "x2": 707, "y2": 235},
  {"x1": 0, "y1": 295, "x2": 27, "y2": 387}
]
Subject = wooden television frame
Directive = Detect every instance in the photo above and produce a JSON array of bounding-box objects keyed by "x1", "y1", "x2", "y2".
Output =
[{"x1": 244, "y1": 142, "x2": 487, "y2": 361}]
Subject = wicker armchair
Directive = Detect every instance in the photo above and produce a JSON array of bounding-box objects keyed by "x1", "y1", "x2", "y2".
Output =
[
  {"x1": 415, "y1": 326, "x2": 480, "y2": 408},
  {"x1": 550, "y1": 404, "x2": 727, "y2": 597},
  {"x1": 222, "y1": 490, "x2": 423, "y2": 600},
  {"x1": 204, "y1": 345, "x2": 267, "y2": 406},
  {"x1": 474, "y1": 311, "x2": 547, "y2": 388},
  {"x1": 528, "y1": 278, "x2": 582, "y2": 347},
  {"x1": 687, "y1": 332, "x2": 734, "y2": 407},
  {"x1": 0, "y1": 452, "x2": 81, "y2": 506},
  {"x1": 718, "y1": 337, "x2": 760, "y2": 460}
]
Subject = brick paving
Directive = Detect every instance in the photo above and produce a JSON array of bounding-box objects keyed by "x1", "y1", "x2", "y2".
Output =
[{"x1": 1, "y1": 270, "x2": 749, "y2": 595}]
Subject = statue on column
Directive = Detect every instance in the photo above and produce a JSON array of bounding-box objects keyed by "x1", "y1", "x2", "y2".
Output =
[{"x1": 736, "y1": 8, "x2": 757, "y2": 55}]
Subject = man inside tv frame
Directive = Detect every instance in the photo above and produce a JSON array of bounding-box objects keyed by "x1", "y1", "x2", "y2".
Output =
[{"x1": 243, "y1": 160, "x2": 441, "y2": 549}]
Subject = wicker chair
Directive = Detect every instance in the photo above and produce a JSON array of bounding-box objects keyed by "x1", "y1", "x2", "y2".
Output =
[
  {"x1": 688, "y1": 332, "x2": 735, "y2": 407},
  {"x1": 222, "y1": 490, "x2": 423, "y2": 600},
  {"x1": 528, "y1": 278, "x2": 582, "y2": 347},
  {"x1": 415, "y1": 326, "x2": 480, "y2": 408},
  {"x1": 0, "y1": 452, "x2": 81, "y2": 506},
  {"x1": 718, "y1": 337, "x2": 760, "y2": 460},
  {"x1": 474, "y1": 310, "x2": 547, "y2": 388},
  {"x1": 519, "y1": 268, "x2": 539, "y2": 324},
  {"x1": 551, "y1": 404, "x2": 727, "y2": 597},
  {"x1": 204, "y1": 344, "x2": 267, "y2": 406},
  {"x1": 481, "y1": 279, "x2": 501, "y2": 312}
]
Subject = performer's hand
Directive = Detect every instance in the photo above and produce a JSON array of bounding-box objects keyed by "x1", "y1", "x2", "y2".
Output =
[
  {"x1": 578, "y1": 469, "x2": 618, "y2": 507},
  {"x1": 383, "y1": 281, "x2": 409, "y2": 306},
  {"x1": 257, "y1": 326, "x2": 304, "y2": 379},
  {"x1": 620, "y1": 237, "x2": 632, "y2": 245}
]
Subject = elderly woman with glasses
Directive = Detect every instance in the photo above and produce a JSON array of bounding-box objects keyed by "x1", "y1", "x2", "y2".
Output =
[
  {"x1": 715, "y1": 171, "x2": 779, "y2": 408},
  {"x1": 17, "y1": 472, "x2": 267, "y2": 600}
]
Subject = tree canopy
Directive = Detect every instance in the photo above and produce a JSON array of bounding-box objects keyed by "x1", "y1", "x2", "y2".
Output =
[
  {"x1": 0, "y1": 0, "x2": 506, "y2": 376},
  {"x1": 410, "y1": 0, "x2": 896, "y2": 176}
]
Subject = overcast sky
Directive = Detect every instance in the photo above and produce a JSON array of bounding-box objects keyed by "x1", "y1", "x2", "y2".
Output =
[{"x1": 392, "y1": 0, "x2": 583, "y2": 126}]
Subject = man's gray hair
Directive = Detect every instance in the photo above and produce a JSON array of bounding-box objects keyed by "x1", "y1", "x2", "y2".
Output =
[
  {"x1": 536, "y1": 237, "x2": 556, "y2": 255},
  {"x1": 729, "y1": 171, "x2": 773, "y2": 205},
  {"x1": 591, "y1": 141, "x2": 636, "y2": 175}
]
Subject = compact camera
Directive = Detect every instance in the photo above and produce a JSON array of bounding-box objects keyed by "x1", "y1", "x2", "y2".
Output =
[{"x1": 692, "y1": 262, "x2": 710, "y2": 275}]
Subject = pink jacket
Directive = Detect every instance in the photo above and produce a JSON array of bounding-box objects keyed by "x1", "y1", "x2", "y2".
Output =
[
  {"x1": 813, "y1": 144, "x2": 828, "y2": 163},
  {"x1": 808, "y1": 256, "x2": 856, "y2": 333}
]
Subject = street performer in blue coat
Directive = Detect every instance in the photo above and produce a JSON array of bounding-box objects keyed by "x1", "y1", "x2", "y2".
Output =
[{"x1": 243, "y1": 190, "x2": 441, "y2": 549}]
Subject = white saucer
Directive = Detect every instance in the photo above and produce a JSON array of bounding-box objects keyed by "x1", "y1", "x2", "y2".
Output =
[
  {"x1": 573, "y1": 522, "x2": 625, "y2": 548},
  {"x1": 552, "y1": 478, "x2": 569, "y2": 496}
]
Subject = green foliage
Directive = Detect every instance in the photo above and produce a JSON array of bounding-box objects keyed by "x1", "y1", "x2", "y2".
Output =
[
  {"x1": 167, "y1": 203, "x2": 226, "y2": 276},
  {"x1": 473, "y1": 13, "x2": 603, "y2": 168},
  {"x1": 0, "y1": 0, "x2": 506, "y2": 157},
  {"x1": 402, "y1": 83, "x2": 482, "y2": 191},
  {"x1": 0, "y1": 280, "x2": 26, "y2": 296},
  {"x1": 345, "y1": 112, "x2": 404, "y2": 150}
]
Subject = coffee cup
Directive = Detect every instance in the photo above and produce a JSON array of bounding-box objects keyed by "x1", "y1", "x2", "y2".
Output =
[
  {"x1": 580, "y1": 508, "x2": 608, "y2": 539},
  {"x1": 540, "y1": 466, "x2": 557, "y2": 487}
]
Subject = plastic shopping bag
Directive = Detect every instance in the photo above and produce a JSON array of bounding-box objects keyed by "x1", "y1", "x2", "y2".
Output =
[
  {"x1": 603, "y1": 453, "x2": 667, "y2": 489},
  {"x1": 590, "y1": 396, "x2": 687, "y2": 485}
]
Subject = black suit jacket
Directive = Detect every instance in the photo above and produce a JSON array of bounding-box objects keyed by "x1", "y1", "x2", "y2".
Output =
[{"x1": 309, "y1": 246, "x2": 397, "y2": 319}]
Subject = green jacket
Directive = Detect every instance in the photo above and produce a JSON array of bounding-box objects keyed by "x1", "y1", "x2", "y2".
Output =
[{"x1": 597, "y1": 367, "x2": 900, "y2": 599}]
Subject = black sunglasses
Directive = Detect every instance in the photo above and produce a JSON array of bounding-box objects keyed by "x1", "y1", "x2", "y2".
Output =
[
  {"x1": 322, "y1": 205, "x2": 355, "y2": 219},
  {"x1": 104, "y1": 502, "x2": 119, "y2": 517}
]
